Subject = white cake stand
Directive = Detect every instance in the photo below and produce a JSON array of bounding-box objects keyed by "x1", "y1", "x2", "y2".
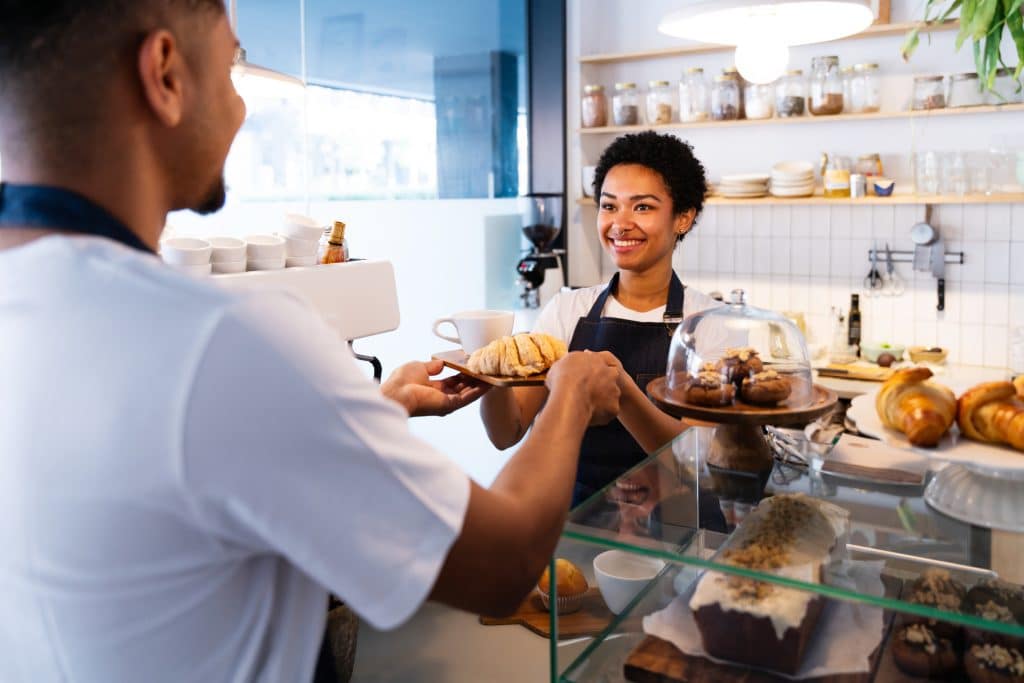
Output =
[{"x1": 847, "y1": 394, "x2": 1024, "y2": 532}]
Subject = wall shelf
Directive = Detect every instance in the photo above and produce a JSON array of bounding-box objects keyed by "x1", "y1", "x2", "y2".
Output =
[
  {"x1": 578, "y1": 102, "x2": 1024, "y2": 135},
  {"x1": 577, "y1": 191, "x2": 1024, "y2": 207},
  {"x1": 578, "y1": 20, "x2": 958, "y2": 64}
]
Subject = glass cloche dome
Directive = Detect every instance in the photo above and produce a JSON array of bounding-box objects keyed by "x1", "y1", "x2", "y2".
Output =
[{"x1": 665, "y1": 289, "x2": 814, "y2": 409}]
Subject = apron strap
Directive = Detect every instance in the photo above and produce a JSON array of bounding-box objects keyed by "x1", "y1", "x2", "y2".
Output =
[
  {"x1": 583, "y1": 272, "x2": 618, "y2": 322},
  {"x1": 0, "y1": 182, "x2": 154, "y2": 254}
]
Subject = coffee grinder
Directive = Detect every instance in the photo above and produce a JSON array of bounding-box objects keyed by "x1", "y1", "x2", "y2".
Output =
[{"x1": 516, "y1": 193, "x2": 566, "y2": 309}]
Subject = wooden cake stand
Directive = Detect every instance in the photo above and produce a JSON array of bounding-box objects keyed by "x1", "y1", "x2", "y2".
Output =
[{"x1": 647, "y1": 376, "x2": 839, "y2": 475}]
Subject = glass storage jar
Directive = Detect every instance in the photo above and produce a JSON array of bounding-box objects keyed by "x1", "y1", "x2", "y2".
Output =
[
  {"x1": 821, "y1": 152, "x2": 852, "y2": 198},
  {"x1": 775, "y1": 70, "x2": 806, "y2": 117},
  {"x1": 612, "y1": 82, "x2": 640, "y2": 126},
  {"x1": 947, "y1": 72, "x2": 984, "y2": 107},
  {"x1": 711, "y1": 75, "x2": 740, "y2": 121},
  {"x1": 679, "y1": 67, "x2": 710, "y2": 122},
  {"x1": 580, "y1": 84, "x2": 608, "y2": 128},
  {"x1": 840, "y1": 66, "x2": 855, "y2": 113},
  {"x1": 912, "y1": 75, "x2": 946, "y2": 110},
  {"x1": 986, "y1": 67, "x2": 1024, "y2": 104},
  {"x1": 646, "y1": 80, "x2": 674, "y2": 124},
  {"x1": 744, "y1": 82, "x2": 774, "y2": 119},
  {"x1": 809, "y1": 55, "x2": 844, "y2": 115},
  {"x1": 851, "y1": 63, "x2": 881, "y2": 113},
  {"x1": 722, "y1": 67, "x2": 746, "y2": 118}
]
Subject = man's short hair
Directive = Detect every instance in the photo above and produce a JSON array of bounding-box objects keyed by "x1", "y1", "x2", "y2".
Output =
[
  {"x1": 592, "y1": 131, "x2": 708, "y2": 241},
  {"x1": 0, "y1": 1, "x2": 225, "y2": 118}
]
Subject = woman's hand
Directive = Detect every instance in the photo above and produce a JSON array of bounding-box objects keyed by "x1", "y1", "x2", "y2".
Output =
[{"x1": 382, "y1": 359, "x2": 490, "y2": 417}]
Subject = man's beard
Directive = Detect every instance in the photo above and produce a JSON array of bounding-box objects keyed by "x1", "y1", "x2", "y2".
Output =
[{"x1": 192, "y1": 176, "x2": 227, "y2": 215}]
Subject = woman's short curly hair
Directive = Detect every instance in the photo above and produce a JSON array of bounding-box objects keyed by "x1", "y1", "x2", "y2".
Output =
[{"x1": 592, "y1": 131, "x2": 707, "y2": 241}]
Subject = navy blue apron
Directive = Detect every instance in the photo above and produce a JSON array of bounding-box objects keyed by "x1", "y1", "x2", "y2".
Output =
[
  {"x1": 568, "y1": 271, "x2": 685, "y2": 507},
  {"x1": 0, "y1": 182, "x2": 153, "y2": 253}
]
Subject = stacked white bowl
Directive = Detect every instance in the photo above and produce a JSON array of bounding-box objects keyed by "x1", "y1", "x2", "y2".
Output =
[
  {"x1": 160, "y1": 237, "x2": 212, "y2": 277},
  {"x1": 278, "y1": 213, "x2": 322, "y2": 268},
  {"x1": 207, "y1": 236, "x2": 247, "y2": 274},
  {"x1": 718, "y1": 173, "x2": 769, "y2": 198},
  {"x1": 770, "y1": 161, "x2": 816, "y2": 198},
  {"x1": 245, "y1": 234, "x2": 287, "y2": 271}
]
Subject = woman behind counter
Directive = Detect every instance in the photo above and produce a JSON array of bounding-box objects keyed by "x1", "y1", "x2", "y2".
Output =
[{"x1": 482, "y1": 131, "x2": 721, "y2": 506}]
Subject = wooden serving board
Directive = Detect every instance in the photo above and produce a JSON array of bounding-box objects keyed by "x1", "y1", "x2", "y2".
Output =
[
  {"x1": 623, "y1": 575, "x2": 903, "y2": 683},
  {"x1": 432, "y1": 349, "x2": 547, "y2": 387},
  {"x1": 816, "y1": 365, "x2": 895, "y2": 382},
  {"x1": 479, "y1": 588, "x2": 639, "y2": 639},
  {"x1": 646, "y1": 377, "x2": 838, "y2": 427}
]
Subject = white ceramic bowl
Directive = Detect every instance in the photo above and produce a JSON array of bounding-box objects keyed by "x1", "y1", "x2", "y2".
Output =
[
  {"x1": 160, "y1": 237, "x2": 211, "y2": 266},
  {"x1": 772, "y1": 160, "x2": 815, "y2": 177},
  {"x1": 211, "y1": 260, "x2": 246, "y2": 274},
  {"x1": 281, "y1": 213, "x2": 324, "y2": 242},
  {"x1": 247, "y1": 256, "x2": 286, "y2": 271},
  {"x1": 286, "y1": 255, "x2": 317, "y2": 268},
  {"x1": 278, "y1": 232, "x2": 319, "y2": 257},
  {"x1": 860, "y1": 341, "x2": 906, "y2": 363},
  {"x1": 170, "y1": 262, "x2": 212, "y2": 277},
  {"x1": 206, "y1": 236, "x2": 246, "y2": 263},
  {"x1": 245, "y1": 234, "x2": 286, "y2": 261},
  {"x1": 593, "y1": 550, "x2": 665, "y2": 615}
]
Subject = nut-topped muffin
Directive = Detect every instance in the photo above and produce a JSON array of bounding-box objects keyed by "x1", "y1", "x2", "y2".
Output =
[
  {"x1": 740, "y1": 369, "x2": 793, "y2": 405},
  {"x1": 716, "y1": 347, "x2": 764, "y2": 386},
  {"x1": 685, "y1": 370, "x2": 735, "y2": 406}
]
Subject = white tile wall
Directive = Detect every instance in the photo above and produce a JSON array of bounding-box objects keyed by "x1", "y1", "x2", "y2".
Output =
[{"x1": 674, "y1": 202, "x2": 1023, "y2": 368}]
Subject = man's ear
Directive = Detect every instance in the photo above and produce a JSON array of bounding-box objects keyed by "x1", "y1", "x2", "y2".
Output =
[{"x1": 137, "y1": 30, "x2": 184, "y2": 128}]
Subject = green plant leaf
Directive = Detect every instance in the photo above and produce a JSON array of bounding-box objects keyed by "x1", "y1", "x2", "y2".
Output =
[
  {"x1": 939, "y1": 0, "x2": 964, "y2": 21},
  {"x1": 984, "y1": 30, "x2": 1002, "y2": 89},
  {"x1": 958, "y1": 0, "x2": 978, "y2": 48},
  {"x1": 1005, "y1": 0, "x2": 1024, "y2": 70},
  {"x1": 901, "y1": 27, "x2": 922, "y2": 59},
  {"x1": 970, "y1": 0, "x2": 1000, "y2": 40}
]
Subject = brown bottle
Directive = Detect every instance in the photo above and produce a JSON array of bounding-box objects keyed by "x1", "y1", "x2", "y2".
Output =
[{"x1": 318, "y1": 221, "x2": 349, "y2": 264}]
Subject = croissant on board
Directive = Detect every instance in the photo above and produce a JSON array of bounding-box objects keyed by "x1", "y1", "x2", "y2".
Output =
[
  {"x1": 875, "y1": 367, "x2": 957, "y2": 447},
  {"x1": 467, "y1": 333, "x2": 567, "y2": 377},
  {"x1": 957, "y1": 381, "x2": 1024, "y2": 452},
  {"x1": 1014, "y1": 374, "x2": 1024, "y2": 398}
]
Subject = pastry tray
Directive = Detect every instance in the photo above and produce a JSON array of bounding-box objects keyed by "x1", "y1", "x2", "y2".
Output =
[{"x1": 432, "y1": 349, "x2": 547, "y2": 387}]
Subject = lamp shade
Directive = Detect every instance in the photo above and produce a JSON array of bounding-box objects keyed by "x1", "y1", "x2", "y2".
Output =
[{"x1": 658, "y1": 0, "x2": 873, "y2": 47}]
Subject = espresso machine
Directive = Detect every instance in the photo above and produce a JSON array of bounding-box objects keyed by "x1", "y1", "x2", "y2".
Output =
[{"x1": 516, "y1": 193, "x2": 566, "y2": 309}]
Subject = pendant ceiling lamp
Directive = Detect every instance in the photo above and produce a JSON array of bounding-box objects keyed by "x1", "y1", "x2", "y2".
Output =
[
  {"x1": 658, "y1": 0, "x2": 874, "y2": 84},
  {"x1": 228, "y1": 0, "x2": 305, "y2": 97}
]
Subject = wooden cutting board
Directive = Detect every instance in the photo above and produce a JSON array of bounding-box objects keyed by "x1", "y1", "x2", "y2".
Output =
[
  {"x1": 480, "y1": 588, "x2": 640, "y2": 639},
  {"x1": 623, "y1": 575, "x2": 902, "y2": 682},
  {"x1": 816, "y1": 365, "x2": 895, "y2": 382},
  {"x1": 432, "y1": 349, "x2": 548, "y2": 387}
]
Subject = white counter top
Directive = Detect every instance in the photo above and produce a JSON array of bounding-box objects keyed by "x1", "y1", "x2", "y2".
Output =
[{"x1": 814, "y1": 363, "x2": 1012, "y2": 400}]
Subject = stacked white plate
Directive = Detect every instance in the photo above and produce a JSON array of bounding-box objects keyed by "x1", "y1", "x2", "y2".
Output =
[
  {"x1": 770, "y1": 161, "x2": 815, "y2": 198},
  {"x1": 718, "y1": 173, "x2": 769, "y2": 198}
]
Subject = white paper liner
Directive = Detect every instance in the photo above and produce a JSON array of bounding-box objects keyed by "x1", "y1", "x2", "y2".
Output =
[{"x1": 642, "y1": 560, "x2": 886, "y2": 680}]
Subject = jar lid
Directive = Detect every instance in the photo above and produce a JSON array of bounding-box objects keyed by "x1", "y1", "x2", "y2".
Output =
[
  {"x1": 949, "y1": 72, "x2": 979, "y2": 81},
  {"x1": 913, "y1": 75, "x2": 945, "y2": 82},
  {"x1": 685, "y1": 66, "x2": 704, "y2": 74},
  {"x1": 812, "y1": 55, "x2": 840, "y2": 64},
  {"x1": 723, "y1": 66, "x2": 739, "y2": 74},
  {"x1": 615, "y1": 82, "x2": 637, "y2": 90},
  {"x1": 857, "y1": 153, "x2": 881, "y2": 161},
  {"x1": 649, "y1": 80, "x2": 670, "y2": 88},
  {"x1": 854, "y1": 63, "x2": 879, "y2": 71},
  {"x1": 583, "y1": 84, "x2": 605, "y2": 93},
  {"x1": 714, "y1": 74, "x2": 735, "y2": 83},
  {"x1": 786, "y1": 69, "x2": 804, "y2": 76},
  {"x1": 840, "y1": 66, "x2": 854, "y2": 74}
]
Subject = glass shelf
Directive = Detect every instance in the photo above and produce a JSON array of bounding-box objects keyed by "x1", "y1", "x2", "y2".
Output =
[{"x1": 552, "y1": 426, "x2": 1024, "y2": 680}]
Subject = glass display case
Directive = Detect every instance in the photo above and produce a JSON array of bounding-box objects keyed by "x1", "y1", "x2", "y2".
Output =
[{"x1": 545, "y1": 428, "x2": 1024, "y2": 681}]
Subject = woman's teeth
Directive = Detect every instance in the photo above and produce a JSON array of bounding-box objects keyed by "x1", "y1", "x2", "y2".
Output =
[{"x1": 613, "y1": 239, "x2": 642, "y2": 247}]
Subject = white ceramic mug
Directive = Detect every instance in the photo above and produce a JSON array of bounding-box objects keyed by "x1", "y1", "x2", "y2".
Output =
[{"x1": 432, "y1": 310, "x2": 514, "y2": 353}]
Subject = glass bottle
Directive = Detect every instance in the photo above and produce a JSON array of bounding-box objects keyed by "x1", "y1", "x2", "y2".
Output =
[
  {"x1": 612, "y1": 82, "x2": 640, "y2": 126},
  {"x1": 646, "y1": 80, "x2": 674, "y2": 124},
  {"x1": 711, "y1": 75, "x2": 740, "y2": 121},
  {"x1": 679, "y1": 67, "x2": 710, "y2": 122},
  {"x1": 809, "y1": 55, "x2": 843, "y2": 115},
  {"x1": 848, "y1": 294, "x2": 862, "y2": 352},
  {"x1": 775, "y1": 70, "x2": 806, "y2": 117},
  {"x1": 821, "y1": 152, "x2": 852, "y2": 198},
  {"x1": 853, "y1": 63, "x2": 881, "y2": 113},
  {"x1": 318, "y1": 220, "x2": 349, "y2": 264},
  {"x1": 580, "y1": 84, "x2": 608, "y2": 128}
]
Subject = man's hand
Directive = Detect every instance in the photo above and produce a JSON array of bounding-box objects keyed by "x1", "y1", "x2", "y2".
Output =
[
  {"x1": 545, "y1": 350, "x2": 621, "y2": 425},
  {"x1": 381, "y1": 359, "x2": 490, "y2": 417}
]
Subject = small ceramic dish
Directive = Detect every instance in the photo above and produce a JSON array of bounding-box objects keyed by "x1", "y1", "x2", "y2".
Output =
[
  {"x1": 908, "y1": 346, "x2": 948, "y2": 364},
  {"x1": 873, "y1": 177, "x2": 895, "y2": 197},
  {"x1": 281, "y1": 213, "x2": 324, "y2": 241}
]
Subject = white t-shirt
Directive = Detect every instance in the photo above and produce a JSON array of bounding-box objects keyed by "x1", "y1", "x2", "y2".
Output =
[
  {"x1": 533, "y1": 279, "x2": 722, "y2": 344},
  {"x1": 0, "y1": 236, "x2": 469, "y2": 682}
]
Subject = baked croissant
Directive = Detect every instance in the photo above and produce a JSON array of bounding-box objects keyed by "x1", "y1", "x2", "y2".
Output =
[
  {"x1": 876, "y1": 367, "x2": 956, "y2": 447},
  {"x1": 1014, "y1": 374, "x2": 1024, "y2": 398},
  {"x1": 467, "y1": 333, "x2": 567, "y2": 377},
  {"x1": 957, "y1": 382, "x2": 1024, "y2": 452}
]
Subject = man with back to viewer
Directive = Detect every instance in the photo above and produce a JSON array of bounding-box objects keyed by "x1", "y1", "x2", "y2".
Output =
[{"x1": 0, "y1": 2, "x2": 622, "y2": 680}]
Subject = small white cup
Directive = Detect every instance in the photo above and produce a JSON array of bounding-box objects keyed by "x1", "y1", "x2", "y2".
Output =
[
  {"x1": 278, "y1": 232, "x2": 319, "y2": 257},
  {"x1": 247, "y1": 256, "x2": 286, "y2": 271},
  {"x1": 207, "y1": 236, "x2": 246, "y2": 263},
  {"x1": 160, "y1": 237, "x2": 211, "y2": 266},
  {"x1": 432, "y1": 310, "x2": 514, "y2": 353},
  {"x1": 593, "y1": 550, "x2": 665, "y2": 615},
  {"x1": 245, "y1": 234, "x2": 286, "y2": 261},
  {"x1": 281, "y1": 213, "x2": 324, "y2": 241},
  {"x1": 212, "y1": 260, "x2": 246, "y2": 274},
  {"x1": 286, "y1": 255, "x2": 317, "y2": 268}
]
